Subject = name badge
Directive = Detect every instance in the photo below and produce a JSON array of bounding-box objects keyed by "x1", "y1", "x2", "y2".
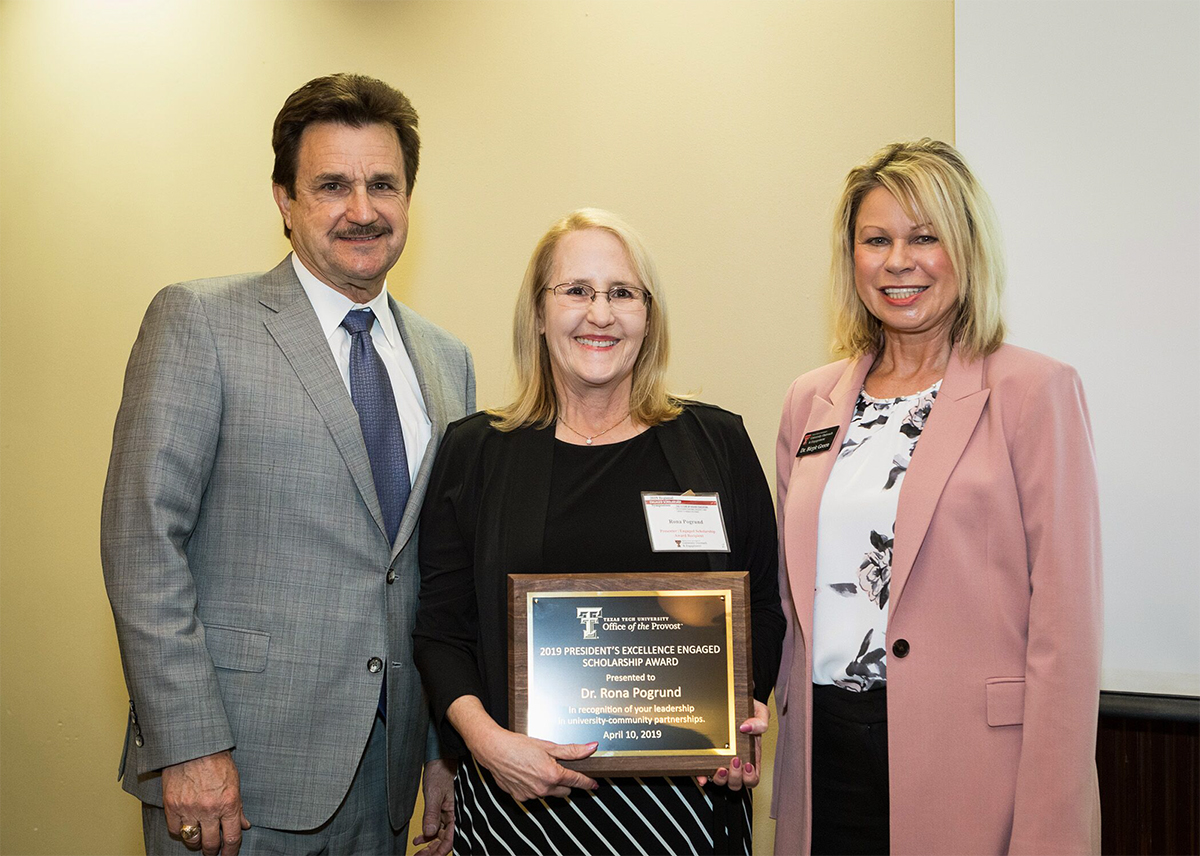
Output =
[
  {"x1": 796, "y1": 426, "x2": 839, "y2": 457},
  {"x1": 641, "y1": 492, "x2": 731, "y2": 553}
]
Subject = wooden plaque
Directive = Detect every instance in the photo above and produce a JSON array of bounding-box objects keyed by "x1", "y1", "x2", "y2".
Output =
[{"x1": 508, "y1": 572, "x2": 753, "y2": 776}]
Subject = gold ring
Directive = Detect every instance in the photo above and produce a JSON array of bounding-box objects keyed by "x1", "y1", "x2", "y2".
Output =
[{"x1": 180, "y1": 824, "x2": 201, "y2": 842}]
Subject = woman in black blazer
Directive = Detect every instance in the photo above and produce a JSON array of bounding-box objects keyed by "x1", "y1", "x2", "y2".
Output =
[{"x1": 414, "y1": 208, "x2": 784, "y2": 855}]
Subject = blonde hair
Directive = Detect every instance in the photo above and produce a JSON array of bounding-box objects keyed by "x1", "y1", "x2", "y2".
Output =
[
  {"x1": 490, "y1": 208, "x2": 683, "y2": 431},
  {"x1": 830, "y1": 138, "x2": 1006, "y2": 359}
]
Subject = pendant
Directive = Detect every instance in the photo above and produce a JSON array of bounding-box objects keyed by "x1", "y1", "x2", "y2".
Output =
[{"x1": 586, "y1": 437, "x2": 593, "y2": 445}]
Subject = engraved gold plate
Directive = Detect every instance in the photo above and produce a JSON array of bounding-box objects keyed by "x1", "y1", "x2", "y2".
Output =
[{"x1": 509, "y1": 572, "x2": 753, "y2": 776}]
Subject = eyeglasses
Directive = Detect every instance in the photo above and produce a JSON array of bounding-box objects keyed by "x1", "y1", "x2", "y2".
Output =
[{"x1": 546, "y1": 282, "x2": 651, "y2": 312}]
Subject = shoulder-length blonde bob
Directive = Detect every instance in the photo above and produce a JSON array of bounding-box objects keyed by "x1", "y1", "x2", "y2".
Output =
[
  {"x1": 831, "y1": 139, "x2": 1007, "y2": 360},
  {"x1": 490, "y1": 208, "x2": 683, "y2": 431}
]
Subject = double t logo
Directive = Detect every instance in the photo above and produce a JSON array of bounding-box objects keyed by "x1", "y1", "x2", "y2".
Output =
[{"x1": 577, "y1": 607, "x2": 602, "y2": 639}]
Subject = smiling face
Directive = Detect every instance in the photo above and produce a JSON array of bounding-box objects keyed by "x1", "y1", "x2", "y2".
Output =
[
  {"x1": 853, "y1": 185, "x2": 959, "y2": 346},
  {"x1": 272, "y1": 121, "x2": 410, "y2": 301},
  {"x1": 539, "y1": 228, "x2": 649, "y2": 403}
]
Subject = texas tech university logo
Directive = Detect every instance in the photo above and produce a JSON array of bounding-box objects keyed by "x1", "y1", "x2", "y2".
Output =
[{"x1": 577, "y1": 607, "x2": 602, "y2": 639}]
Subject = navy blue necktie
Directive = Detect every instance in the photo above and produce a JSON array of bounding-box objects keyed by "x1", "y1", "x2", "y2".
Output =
[
  {"x1": 342, "y1": 308, "x2": 408, "y2": 720},
  {"x1": 341, "y1": 308, "x2": 410, "y2": 545}
]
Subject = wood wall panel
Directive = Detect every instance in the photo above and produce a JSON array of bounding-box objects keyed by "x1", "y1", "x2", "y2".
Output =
[{"x1": 1097, "y1": 714, "x2": 1199, "y2": 855}]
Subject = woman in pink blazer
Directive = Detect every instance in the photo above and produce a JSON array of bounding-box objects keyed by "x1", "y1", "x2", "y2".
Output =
[{"x1": 771, "y1": 139, "x2": 1102, "y2": 855}]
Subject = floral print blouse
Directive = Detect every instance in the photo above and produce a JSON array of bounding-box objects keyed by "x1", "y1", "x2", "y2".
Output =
[{"x1": 812, "y1": 381, "x2": 940, "y2": 691}]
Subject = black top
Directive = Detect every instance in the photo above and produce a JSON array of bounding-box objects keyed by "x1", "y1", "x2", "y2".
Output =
[
  {"x1": 415, "y1": 401, "x2": 785, "y2": 756},
  {"x1": 543, "y1": 432, "x2": 709, "y2": 574}
]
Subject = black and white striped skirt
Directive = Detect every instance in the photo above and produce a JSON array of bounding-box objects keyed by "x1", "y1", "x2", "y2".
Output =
[{"x1": 453, "y1": 756, "x2": 752, "y2": 856}]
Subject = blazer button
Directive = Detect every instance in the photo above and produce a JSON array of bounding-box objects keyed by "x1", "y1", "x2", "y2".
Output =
[
  {"x1": 134, "y1": 735, "x2": 144, "y2": 747},
  {"x1": 892, "y1": 638, "x2": 910, "y2": 658},
  {"x1": 386, "y1": 569, "x2": 396, "y2": 584},
  {"x1": 368, "y1": 657, "x2": 383, "y2": 673}
]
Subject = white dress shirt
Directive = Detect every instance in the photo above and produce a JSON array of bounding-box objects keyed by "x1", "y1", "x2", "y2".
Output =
[{"x1": 291, "y1": 253, "x2": 431, "y2": 487}]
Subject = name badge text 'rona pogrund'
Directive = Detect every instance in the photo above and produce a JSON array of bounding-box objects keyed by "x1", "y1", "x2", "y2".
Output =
[{"x1": 640, "y1": 492, "x2": 730, "y2": 553}]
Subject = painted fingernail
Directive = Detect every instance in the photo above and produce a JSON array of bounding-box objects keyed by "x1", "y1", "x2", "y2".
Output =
[
  {"x1": 732, "y1": 757, "x2": 741, "y2": 769},
  {"x1": 740, "y1": 723, "x2": 752, "y2": 732},
  {"x1": 745, "y1": 764, "x2": 754, "y2": 775},
  {"x1": 716, "y1": 768, "x2": 728, "y2": 778}
]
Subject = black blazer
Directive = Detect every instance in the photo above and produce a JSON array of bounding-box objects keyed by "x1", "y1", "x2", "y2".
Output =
[{"x1": 414, "y1": 402, "x2": 785, "y2": 756}]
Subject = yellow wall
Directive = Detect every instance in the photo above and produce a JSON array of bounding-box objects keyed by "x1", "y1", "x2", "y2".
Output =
[{"x1": 0, "y1": 1, "x2": 953, "y2": 853}]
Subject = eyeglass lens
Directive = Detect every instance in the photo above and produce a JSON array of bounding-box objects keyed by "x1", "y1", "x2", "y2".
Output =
[{"x1": 550, "y1": 283, "x2": 648, "y2": 310}]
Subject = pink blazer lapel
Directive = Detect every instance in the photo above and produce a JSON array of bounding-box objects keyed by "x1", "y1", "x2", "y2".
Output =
[
  {"x1": 890, "y1": 347, "x2": 990, "y2": 616},
  {"x1": 788, "y1": 355, "x2": 874, "y2": 650}
]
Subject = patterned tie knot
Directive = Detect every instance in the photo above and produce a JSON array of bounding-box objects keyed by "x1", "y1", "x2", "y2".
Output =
[{"x1": 341, "y1": 308, "x2": 376, "y2": 336}]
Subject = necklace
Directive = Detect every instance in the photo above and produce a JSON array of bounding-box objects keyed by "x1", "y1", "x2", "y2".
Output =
[{"x1": 557, "y1": 411, "x2": 631, "y2": 445}]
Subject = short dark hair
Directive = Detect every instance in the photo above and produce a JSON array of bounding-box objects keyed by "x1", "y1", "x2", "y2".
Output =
[{"x1": 272, "y1": 74, "x2": 420, "y2": 232}]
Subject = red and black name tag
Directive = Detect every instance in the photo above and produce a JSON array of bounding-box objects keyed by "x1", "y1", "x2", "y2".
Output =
[{"x1": 796, "y1": 426, "x2": 839, "y2": 457}]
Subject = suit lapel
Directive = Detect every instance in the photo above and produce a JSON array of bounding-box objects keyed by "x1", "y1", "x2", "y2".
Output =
[
  {"x1": 889, "y1": 347, "x2": 990, "y2": 615},
  {"x1": 506, "y1": 424, "x2": 556, "y2": 571},
  {"x1": 789, "y1": 356, "x2": 874, "y2": 650},
  {"x1": 259, "y1": 260, "x2": 388, "y2": 544},
  {"x1": 658, "y1": 413, "x2": 726, "y2": 571},
  {"x1": 390, "y1": 297, "x2": 446, "y2": 558}
]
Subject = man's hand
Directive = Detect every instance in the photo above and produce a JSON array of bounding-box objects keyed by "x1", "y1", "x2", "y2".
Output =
[
  {"x1": 161, "y1": 750, "x2": 251, "y2": 856},
  {"x1": 412, "y1": 758, "x2": 456, "y2": 856}
]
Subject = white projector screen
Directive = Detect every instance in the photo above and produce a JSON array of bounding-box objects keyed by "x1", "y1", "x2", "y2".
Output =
[{"x1": 956, "y1": 0, "x2": 1200, "y2": 697}]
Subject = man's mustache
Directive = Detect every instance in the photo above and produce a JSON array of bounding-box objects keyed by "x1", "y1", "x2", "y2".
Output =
[{"x1": 334, "y1": 225, "x2": 391, "y2": 239}]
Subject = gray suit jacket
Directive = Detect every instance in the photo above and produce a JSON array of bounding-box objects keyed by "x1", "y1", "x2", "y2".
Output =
[{"x1": 101, "y1": 256, "x2": 476, "y2": 830}]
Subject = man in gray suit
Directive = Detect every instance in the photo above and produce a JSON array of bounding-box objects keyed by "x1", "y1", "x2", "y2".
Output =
[{"x1": 102, "y1": 74, "x2": 474, "y2": 855}]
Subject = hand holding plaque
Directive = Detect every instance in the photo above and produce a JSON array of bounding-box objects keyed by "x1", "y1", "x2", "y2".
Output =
[
  {"x1": 699, "y1": 698, "x2": 768, "y2": 790},
  {"x1": 444, "y1": 694, "x2": 600, "y2": 800}
]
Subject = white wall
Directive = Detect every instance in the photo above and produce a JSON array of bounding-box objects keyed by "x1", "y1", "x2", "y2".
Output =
[{"x1": 956, "y1": 0, "x2": 1200, "y2": 696}]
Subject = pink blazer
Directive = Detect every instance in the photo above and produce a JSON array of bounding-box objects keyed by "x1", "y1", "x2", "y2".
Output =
[{"x1": 770, "y1": 344, "x2": 1102, "y2": 856}]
